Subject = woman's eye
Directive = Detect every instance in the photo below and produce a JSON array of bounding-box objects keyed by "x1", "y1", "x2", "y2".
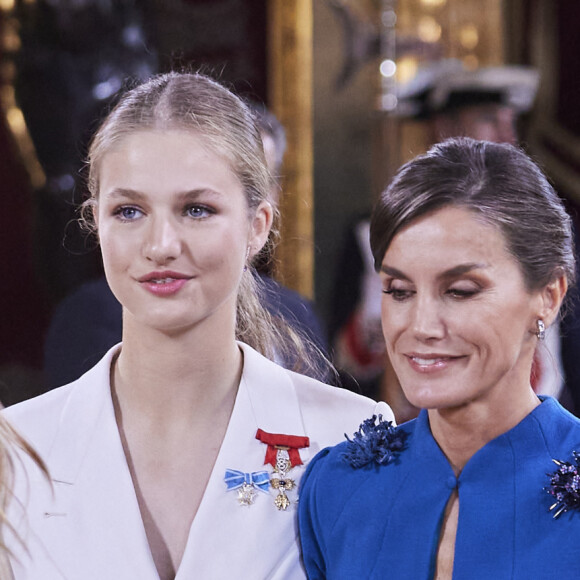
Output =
[
  {"x1": 114, "y1": 206, "x2": 143, "y2": 221},
  {"x1": 185, "y1": 205, "x2": 214, "y2": 219},
  {"x1": 383, "y1": 288, "x2": 413, "y2": 301},
  {"x1": 447, "y1": 287, "x2": 479, "y2": 299}
]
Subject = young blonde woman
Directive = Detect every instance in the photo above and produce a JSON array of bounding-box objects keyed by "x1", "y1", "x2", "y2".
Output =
[{"x1": 3, "y1": 72, "x2": 392, "y2": 580}]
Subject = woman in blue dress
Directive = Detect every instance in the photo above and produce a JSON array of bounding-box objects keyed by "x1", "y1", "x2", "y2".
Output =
[{"x1": 299, "y1": 137, "x2": 580, "y2": 579}]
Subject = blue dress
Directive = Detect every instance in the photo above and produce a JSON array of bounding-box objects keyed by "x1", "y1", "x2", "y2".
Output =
[{"x1": 299, "y1": 397, "x2": 580, "y2": 579}]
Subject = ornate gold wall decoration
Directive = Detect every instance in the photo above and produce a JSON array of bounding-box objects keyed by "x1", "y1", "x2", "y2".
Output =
[
  {"x1": 268, "y1": 0, "x2": 314, "y2": 298},
  {"x1": 0, "y1": 3, "x2": 44, "y2": 189}
]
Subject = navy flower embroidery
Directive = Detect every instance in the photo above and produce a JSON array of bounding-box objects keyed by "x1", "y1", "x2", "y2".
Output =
[
  {"x1": 342, "y1": 415, "x2": 408, "y2": 468},
  {"x1": 545, "y1": 451, "x2": 580, "y2": 518}
]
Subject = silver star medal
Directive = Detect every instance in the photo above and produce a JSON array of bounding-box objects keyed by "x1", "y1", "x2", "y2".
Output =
[{"x1": 237, "y1": 482, "x2": 258, "y2": 506}]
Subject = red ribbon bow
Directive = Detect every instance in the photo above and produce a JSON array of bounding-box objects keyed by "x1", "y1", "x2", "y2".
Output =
[{"x1": 255, "y1": 429, "x2": 310, "y2": 467}]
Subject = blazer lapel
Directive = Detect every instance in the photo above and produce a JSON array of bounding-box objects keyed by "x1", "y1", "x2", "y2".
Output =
[
  {"x1": 36, "y1": 346, "x2": 159, "y2": 579},
  {"x1": 242, "y1": 344, "x2": 312, "y2": 466},
  {"x1": 178, "y1": 344, "x2": 309, "y2": 579}
]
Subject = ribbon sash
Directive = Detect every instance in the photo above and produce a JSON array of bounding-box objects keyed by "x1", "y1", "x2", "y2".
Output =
[
  {"x1": 224, "y1": 468, "x2": 270, "y2": 493},
  {"x1": 255, "y1": 429, "x2": 310, "y2": 467}
]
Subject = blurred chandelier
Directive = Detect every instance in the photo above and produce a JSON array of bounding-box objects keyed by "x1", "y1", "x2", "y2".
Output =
[{"x1": 328, "y1": 0, "x2": 505, "y2": 113}]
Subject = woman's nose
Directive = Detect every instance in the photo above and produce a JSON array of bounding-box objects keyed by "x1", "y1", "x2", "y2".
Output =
[
  {"x1": 411, "y1": 295, "x2": 446, "y2": 341},
  {"x1": 142, "y1": 217, "x2": 181, "y2": 264}
]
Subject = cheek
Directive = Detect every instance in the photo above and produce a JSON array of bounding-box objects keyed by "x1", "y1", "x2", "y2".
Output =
[
  {"x1": 380, "y1": 298, "x2": 391, "y2": 341},
  {"x1": 380, "y1": 299, "x2": 404, "y2": 349},
  {"x1": 462, "y1": 304, "x2": 531, "y2": 360},
  {"x1": 98, "y1": 227, "x2": 131, "y2": 270},
  {"x1": 192, "y1": 229, "x2": 245, "y2": 270}
]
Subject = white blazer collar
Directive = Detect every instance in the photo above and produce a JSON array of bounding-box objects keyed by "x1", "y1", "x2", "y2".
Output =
[
  {"x1": 237, "y1": 342, "x2": 311, "y2": 463},
  {"x1": 42, "y1": 342, "x2": 310, "y2": 578},
  {"x1": 48, "y1": 342, "x2": 311, "y2": 484},
  {"x1": 47, "y1": 344, "x2": 121, "y2": 485},
  {"x1": 179, "y1": 343, "x2": 311, "y2": 578}
]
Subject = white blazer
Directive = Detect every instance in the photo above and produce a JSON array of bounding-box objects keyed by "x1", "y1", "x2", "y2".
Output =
[{"x1": 4, "y1": 343, "x2": 392, "y2": 580}]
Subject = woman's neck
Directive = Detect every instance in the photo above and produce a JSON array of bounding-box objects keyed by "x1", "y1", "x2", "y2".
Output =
[
  {"x1": 428, "y1": 386, "x2": 540, "y2": 476},
  {"x1": 113, "y1": 318, "x2": 242, "y2": 425}
]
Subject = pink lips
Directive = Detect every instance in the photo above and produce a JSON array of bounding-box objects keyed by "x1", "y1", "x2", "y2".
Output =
[
  {"x1": 405, "y1": 353, "x2": 462, "y2": 374},
  {"x1": 138, "y1": 271, "x2": 192, "y2": 297}
]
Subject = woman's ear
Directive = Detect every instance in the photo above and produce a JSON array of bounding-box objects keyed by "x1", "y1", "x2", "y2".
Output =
[
  {"x1": 538, "y1": 274, "x2": 568, "y2": 327},
  {"x1": 248, "y1": 200, "x2": 274, "y2": 257},
  {"x1": 82, "y1": 197, "x2": 98, "y2": 231}
]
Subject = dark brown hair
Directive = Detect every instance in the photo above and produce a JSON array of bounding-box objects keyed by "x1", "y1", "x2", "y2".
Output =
[{"x1": 370, "y1": 137, "x2": 575, "y2": 292}]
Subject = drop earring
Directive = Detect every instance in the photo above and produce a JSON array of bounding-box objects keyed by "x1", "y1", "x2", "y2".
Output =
[
  {"x1": 536, "y1": 319, "x2": 546, "y2": 341},
  {"x1": 243, "y1": 246, "x2": 251, "y2": 273}
]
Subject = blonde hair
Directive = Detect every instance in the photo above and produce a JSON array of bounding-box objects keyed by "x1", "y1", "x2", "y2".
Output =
[
  {"x1": 84, "y1": 72, "x2": 330, "y2": 379},
  {"x1": 0, "y1": 415, "x2": 48, "y2": 576}
]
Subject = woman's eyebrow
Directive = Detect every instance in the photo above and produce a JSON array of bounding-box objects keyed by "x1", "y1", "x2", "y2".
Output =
[
  {"x1": 380, "y1": 265, "x2": 410, "y2": 280},
  {"x1": 440, "y1": 263, "x2": 488, "y2": 279},
  {"x1": 103, "y1": 187, "x2": 225, "y2": 202},
  {"x1": 176, "y1": 188, "x2": 224, "y2": 202},
  {"x1": 104, "y1": 187, "x2": 146, "y2": 201},
  {"x1": 380, "y1": 262, "x2": 487, "y2": 280}
]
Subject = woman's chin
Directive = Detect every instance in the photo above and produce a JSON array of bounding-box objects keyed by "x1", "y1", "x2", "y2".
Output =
[{"x1": 401, "y1": 387, "x2": 459, "y2": 412}]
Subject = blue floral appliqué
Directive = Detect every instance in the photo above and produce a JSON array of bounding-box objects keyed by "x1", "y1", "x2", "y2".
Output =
[
  {"x1": 545, "y1": 451, "x2": 580, "y2": 519},
  {"x1": 342, "y1": 415, "x2": 408, "y2": 468}
]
